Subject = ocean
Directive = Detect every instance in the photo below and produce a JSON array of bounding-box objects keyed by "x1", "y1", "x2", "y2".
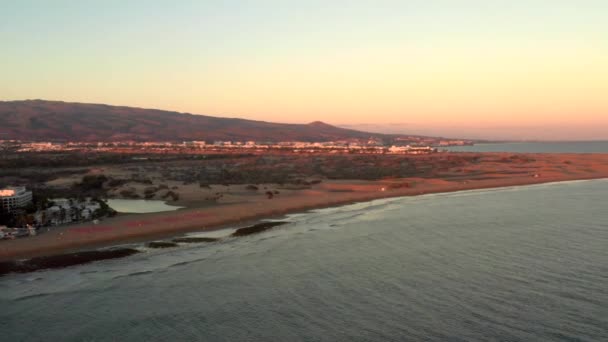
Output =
[
  {"x1": 1, "y1": 179, "x2": 608, "y2": 341},
  {"x1": 446, "y1": 141, "x2": 608, "y2": 153}
]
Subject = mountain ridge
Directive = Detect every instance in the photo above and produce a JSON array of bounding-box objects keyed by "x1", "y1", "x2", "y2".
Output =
[{"x1": 0, "y1": 100, "x2": 410, "y2": 143}]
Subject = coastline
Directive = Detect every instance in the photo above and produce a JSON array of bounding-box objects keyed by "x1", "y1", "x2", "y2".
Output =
[{"x1": 2, "y1": 170, "x2": 608, "y2": 262}]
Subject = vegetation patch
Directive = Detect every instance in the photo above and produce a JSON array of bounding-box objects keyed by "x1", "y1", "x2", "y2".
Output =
[
  {"x1": 162, "y1": 190, "x2": 180, "y2": 201},
  {"x1": 119, "y1": 188, "x2": 140, "y2": 199}
]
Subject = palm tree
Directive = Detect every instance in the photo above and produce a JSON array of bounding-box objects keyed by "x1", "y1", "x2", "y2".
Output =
[
  {"x1": 50, "y1": 210, "x2": 59, "y2": 225},
  {"x1": 73, "y1": 205, "x2": 82, "y2": 221},
  {"x1": 59, "y1": 207, "x2": 67, "y2": 224},
  {"x1": 40, "y1": 210, "x2": 47, "y2": 226}
]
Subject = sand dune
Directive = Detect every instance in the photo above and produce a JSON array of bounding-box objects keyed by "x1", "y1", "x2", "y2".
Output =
[{"x1": 1, "y1": 153, "x2": 608, "y2": 261}]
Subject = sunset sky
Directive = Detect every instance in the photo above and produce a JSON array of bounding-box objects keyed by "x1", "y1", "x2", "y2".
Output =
[{"x1": 2, "y1": 1, "x2": 607, "y2": 140}]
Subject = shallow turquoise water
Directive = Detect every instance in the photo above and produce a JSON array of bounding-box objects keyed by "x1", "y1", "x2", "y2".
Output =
[{"x1": 1, "y1": 180, "x2": 607, "y2": 341}]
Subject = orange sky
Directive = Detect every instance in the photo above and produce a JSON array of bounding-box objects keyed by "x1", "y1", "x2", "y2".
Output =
[{"x1": 2, "y1": 1, "x2": 607, "y2": 139}]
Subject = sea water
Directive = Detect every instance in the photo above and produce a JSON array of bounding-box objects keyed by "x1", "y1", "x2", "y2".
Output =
[
  {"x1": 447, "y1": 141, "x2": 608, "y2": 153},
  {"x1": 1, "y1": 179, "x2": 607, "y2": 341}
]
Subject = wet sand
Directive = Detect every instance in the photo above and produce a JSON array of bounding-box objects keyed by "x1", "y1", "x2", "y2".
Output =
[{"x1": 2, "y1": 152, "x2": 608, "y2": 261}]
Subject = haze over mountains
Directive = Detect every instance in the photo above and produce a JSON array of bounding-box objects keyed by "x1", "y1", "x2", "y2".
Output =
[
  {"x1": 340, "y1": 123, "x2": 608, "y2": 141},
  {"x1": 0, "y1": 100, "x2": 411, "y2": 143}
]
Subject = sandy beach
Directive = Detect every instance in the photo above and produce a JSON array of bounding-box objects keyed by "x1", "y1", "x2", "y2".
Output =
[{"x1": 2, "y1": 152, "x2": 608, "y2": 261}]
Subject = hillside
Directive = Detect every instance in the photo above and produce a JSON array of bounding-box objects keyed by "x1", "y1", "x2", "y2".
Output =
[{"x1": 0, "y1": 100, "x2": 398, "y2": 142}]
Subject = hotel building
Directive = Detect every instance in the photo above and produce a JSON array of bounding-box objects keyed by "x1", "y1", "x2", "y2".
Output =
[{"x1": 0, "y1": 186, "x2": 33, "y2": 212}]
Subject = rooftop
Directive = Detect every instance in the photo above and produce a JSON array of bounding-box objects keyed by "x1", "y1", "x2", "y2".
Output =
[{"x1": 0, "y1": 186, "x2": 27, "y2": 197}]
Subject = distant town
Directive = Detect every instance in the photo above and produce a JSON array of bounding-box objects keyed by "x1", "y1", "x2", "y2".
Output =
[{"x1": 1, "y1": 137, "x2": 473, "y2": 155}]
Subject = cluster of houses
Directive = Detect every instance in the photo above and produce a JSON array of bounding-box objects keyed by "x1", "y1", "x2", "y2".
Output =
[
  {"x1": 5, "y1": 139, "x2": 449, "y2": 155},
  {"x1": 34, "y1": 198, "x2": 102, "y2": 226},
  {"x1": 387, "y1": 145, "x2": 436, "y2": 154},
  {"x1": 0, "y1": 186, "x2": 103, "y2": 240},
  {"x1": 182, "y1": 141, "x2": 438, "y2": 154},
  {"x1": 394, "y1": 136, "x2": 472, "y2": 147}
]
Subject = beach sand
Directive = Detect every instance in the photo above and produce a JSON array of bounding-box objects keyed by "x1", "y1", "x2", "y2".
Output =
[{"x1": 2, "y1": 152, "x2": 608, "y2": 261}]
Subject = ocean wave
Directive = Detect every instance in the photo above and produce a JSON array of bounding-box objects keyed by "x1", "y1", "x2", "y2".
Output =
[
  {"x1": 167, "y1": 257, "x2": 207, "y2": 269},
  {"x1": 112, "y1": 270, "x2": 156, "y2": 280},
  {"x1": 13, "y1": 292, "x2": 52, "y2": 301}
]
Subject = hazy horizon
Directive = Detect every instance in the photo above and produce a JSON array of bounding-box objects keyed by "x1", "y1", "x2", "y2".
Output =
[
  {"x1": 2, "y1": 1, "x2": 607, "y2": 140},
  {"x1": 2, "y1": 98, "x2": 607, "y2": 142},
  {"x1": 338, "y1": 123, "x2": 608, "y2": 141}
]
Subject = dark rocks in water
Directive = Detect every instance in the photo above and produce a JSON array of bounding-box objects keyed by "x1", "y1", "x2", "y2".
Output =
[
  {"x1": 231, "y1": 221, "x2": 288, "y2": 237},
  {"x1": 172, "y1": 237, "x2": 219, "y2": 243},
  {"x1": 0, "y1": 248, "x2": 140, "y2": 276},
  {"x1": 146, "y1": 241, "x2": 178, "y2": 248}
]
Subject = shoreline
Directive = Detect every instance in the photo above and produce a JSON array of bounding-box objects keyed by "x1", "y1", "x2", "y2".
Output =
[{"x1": 2, "y1": 171, "x2": 608, "y2": 262}]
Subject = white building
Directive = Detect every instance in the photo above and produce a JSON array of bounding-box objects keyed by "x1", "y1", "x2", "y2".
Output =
[
  {"x1": 41, "y1": 198, "x2": 102, "y2": 225},
  {"x1": 0, "y1": 186, "x2": 33, "y2": 212}
]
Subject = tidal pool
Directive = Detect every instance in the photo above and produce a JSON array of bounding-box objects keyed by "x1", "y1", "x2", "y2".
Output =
[{"x1": 106, "y1": 199, "x2": 183, "y2": 213}]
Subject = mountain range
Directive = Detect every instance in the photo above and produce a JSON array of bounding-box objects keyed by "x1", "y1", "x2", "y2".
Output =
[{"x1": 0, "y1": 100, "x2": 414, "y2": 143}]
